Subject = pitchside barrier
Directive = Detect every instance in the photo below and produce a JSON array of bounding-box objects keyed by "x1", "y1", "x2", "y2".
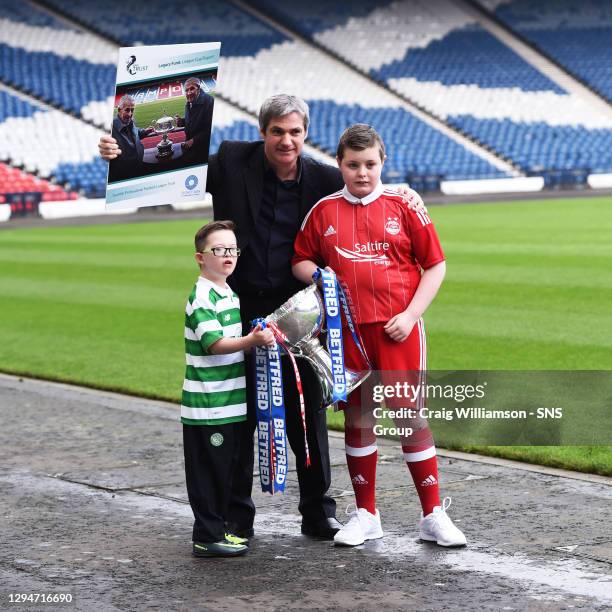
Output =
[{"x1": 1, "y1": 174, "x2": 611, "y2": 221}]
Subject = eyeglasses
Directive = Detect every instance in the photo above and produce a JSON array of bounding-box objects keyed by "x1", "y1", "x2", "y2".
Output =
[{"x1": 200, "y1": 247, "x2": 241, "y2": 257}]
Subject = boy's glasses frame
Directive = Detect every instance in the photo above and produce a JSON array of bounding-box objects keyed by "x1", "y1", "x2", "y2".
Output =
[{"x1": 200, "y1": 247, "x2": 241, "y2": 257}]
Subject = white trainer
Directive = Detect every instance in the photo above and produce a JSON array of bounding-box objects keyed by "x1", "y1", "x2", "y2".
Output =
[
  {"x1": 334, "y1": 506, "x2": 384, "y2": 546},
  {"x1": 419, "y1": 497, "x2": 467, "y2": 547}
]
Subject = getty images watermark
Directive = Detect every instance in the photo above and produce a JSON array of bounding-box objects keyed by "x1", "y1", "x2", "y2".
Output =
[{"x1": 370, "y1": 380, "x2": 563, "y2": 438}]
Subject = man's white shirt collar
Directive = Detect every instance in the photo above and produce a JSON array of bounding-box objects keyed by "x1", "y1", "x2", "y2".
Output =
[
  {"x1": 198, "y1": 275, "x2": 233, "y2": 297},
  {"x1": 342, "y1": 181, "x2": 384, "y2": 206}
]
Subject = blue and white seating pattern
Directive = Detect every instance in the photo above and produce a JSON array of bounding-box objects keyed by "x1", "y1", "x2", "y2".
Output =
[
  {"x1": 0, "y1": 90, "x2": 106, "y2": 197},
  {"x1": 41, "y1": 0, "x2": 287, "y2": 56},
  {"x1": 251, "y1": 0, "x2": 612, "y2": 183},
  {"x1": 2, "y1": 0, "x2": 611, "y2": 199},
  {"x1": 33, "y1": 0, "x2": 510, "y2": 188},
  {"x1": 480, "y1": 0, "x2": 612, "y2": 104},
  {"x1": 0, "y1": 0, "x2": 116, "y2": 125}
]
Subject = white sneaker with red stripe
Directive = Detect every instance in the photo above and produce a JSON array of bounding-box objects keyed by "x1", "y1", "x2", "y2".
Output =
[
  {"x1": 419, "y1": 497, "x2": 467, "y2": 547},
  {"x1": 334, "y1": 506, "x2": 383, "y2": 546}
]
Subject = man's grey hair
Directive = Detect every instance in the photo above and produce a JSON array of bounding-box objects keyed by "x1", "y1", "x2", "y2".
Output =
[
  {"x1": 185, "y1": 77, "x2": 201, "y2": 89},
  {"x1": 117, "y1": 94, "x2": 135, "y2": 109},
  {"x1": 258, "y1": 94, "x2": 309, "y2": 133}
]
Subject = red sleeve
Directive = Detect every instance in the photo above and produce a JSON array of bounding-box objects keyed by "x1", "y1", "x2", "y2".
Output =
[
  {"x1": 406, "y1": 208, "x2": 445, "y2": 269},
  {"x1": 292, "y1": 209, "x2": 326, "y2": 268}
]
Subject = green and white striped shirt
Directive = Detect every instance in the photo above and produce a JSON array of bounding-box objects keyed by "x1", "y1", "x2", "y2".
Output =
[{"x1": 181, "y1": 276, "x2": 247, "y2": 425}]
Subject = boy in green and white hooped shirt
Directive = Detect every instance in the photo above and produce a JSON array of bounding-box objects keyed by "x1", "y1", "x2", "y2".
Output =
[{"x1": 182, "y1": 220, "x2": 274, "y2": 558}]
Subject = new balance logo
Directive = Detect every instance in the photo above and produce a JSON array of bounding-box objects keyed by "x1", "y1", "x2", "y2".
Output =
[
  {"x1": 351, "y1": 474, "x2": 368, "y2": 485},
  {"x1": 324, "y1": 225, "x2": 336, "y2": 237},
  {"x1": 421, "y1": 475, "x2": 438, "y2": 487}
]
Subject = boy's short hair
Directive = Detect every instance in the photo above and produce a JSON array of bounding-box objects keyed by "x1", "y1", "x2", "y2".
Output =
[
  {"x1": 194, "y1": 220, "x2": 236, "y2": 252},
  {"x1": 336, "y1": 124, "x2": 385, "y2": 161}
]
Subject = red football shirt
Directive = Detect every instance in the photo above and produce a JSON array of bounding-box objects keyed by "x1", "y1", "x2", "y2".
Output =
[{"x1": 292, "y1": 182, "x2": 445, "y2": 325}]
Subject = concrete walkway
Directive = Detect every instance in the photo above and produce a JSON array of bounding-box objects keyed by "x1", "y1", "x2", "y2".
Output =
[{"x1": 1, "y1": 374, "x2": 610, "y2": 611}]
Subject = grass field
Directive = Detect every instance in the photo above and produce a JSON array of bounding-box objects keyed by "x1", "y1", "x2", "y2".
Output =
[
  {"x1": 1, "y1": 196, "x2": 611, "y2": 474},
  {"x1": 114, "y1": 97, "x2": 187, "y2": 130}
]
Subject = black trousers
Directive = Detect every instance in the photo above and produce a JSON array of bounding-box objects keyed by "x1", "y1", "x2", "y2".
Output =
[
  {"x1": 183, "y1": 421, "x2": 247, "y2": 543},
  {"x1": 225, "y1": 351, "x2": 337, "y2": 531}
]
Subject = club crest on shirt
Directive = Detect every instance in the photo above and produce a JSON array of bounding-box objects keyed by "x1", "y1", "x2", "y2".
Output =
[{"x1": 385, "y1": 216, "x2": 401, "y2": 235}]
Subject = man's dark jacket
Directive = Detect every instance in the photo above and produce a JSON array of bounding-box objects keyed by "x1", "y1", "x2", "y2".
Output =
[
  {"x1": 108, "y1": 117, "x2": 149, "y2": 182},
  {"x1": 205, "y1": 139, "x2": 344, "y2": 528},
  {"x1": 183, "y1": 90, "x2": 214, "y2": 149},
  {"x1": 111, "y1": 116, "x2": 147, "y2": 162},
  {"x1": 207, "y1": 140, "x2": 342, "y2": 306}
]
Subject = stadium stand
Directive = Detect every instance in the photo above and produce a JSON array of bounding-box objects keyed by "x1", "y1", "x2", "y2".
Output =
[
  {"x1": 251, "y1": 0, "x2": 612, "y2": 186},
  {"x1": 0, "y1": 0, "x2": 116, "y2": 125},
  {"x1": 1, "y1": 0, "x2": 611, "y2": 204},
  {"x1": 40, "y1": 0, "x2": 287, "y2": 54},
  {"x1": 36, "y1": 0, "x2": 510, "y2": 186},
  {"x1": 0, "y1": 89, "x2": 106, "y2": 197},
  {"x1": 478, "y1": 0, "x2": 612, "y2": 104},
  {"x1": 0, "y1": 162, "x2": 76, "y2": 200}
]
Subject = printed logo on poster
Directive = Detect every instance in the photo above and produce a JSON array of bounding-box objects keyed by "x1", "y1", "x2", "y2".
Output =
[
  {"x1": 125, "y1": 55, "x2": 148, "y2": 76},
  {"x1": 185, "y1": 175, "x2": 199, "y2": 190},
  {"x1": 182, "y1": 174, "x2": 202, "y2": 197}
]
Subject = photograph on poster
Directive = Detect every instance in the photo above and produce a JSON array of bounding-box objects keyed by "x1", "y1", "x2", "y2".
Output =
[
  {"x1": 108, "y1": 70, "x2": 216, "y2": 184},
  {"x1": 105, "y1": 41, "x2": 220, "y2": 211}
]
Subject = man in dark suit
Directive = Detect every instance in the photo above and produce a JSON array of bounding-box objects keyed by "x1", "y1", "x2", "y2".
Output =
[
  {"x1": 206, "y1": 95, "x2": 344, "y2": 539},
  {"x1": 108, "y1": 95, "x2": 153, "y2": 182},
  {"x1": 175, "y1": 77, "x2": 214, "y2": 164},
  {"x1": 98, "y1": 93, "x2": 424, "y2": 540}
]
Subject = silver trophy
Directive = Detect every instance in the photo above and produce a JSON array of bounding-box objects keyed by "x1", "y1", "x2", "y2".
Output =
[
  {"x1": 149, "y1": 113, "x2": 177, "y2": 160},
  {"x1": 265, "y1": 284, "x2": 370, "y2": 408}
]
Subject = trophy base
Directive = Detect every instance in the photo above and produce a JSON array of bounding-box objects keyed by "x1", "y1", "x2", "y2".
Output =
[{"x1": 155, "y1": 146, "x2": 174, "y2": 161}]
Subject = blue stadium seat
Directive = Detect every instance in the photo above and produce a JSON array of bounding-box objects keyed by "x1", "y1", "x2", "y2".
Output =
[
  {"x1": 307, "y1": 101, "x2": 507, "y2": 183},
  {"x1": 0, "y1": 45, "x2": 115, "y2": 115},
  {"x1": 249, "y1": 0, "x2": 612, "y2": 181},
  {"x1": 41, "y1": 0, "x2": 288, "y2": 54},
  {"x1": 490, "y1": 0, "x2": 612, "y2": 103}
]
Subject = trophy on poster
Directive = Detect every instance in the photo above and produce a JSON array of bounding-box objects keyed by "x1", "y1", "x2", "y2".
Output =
[
  {"x1": 265, "y1": 284, "x2": 370, "y2": 408},
  {"x1": 149, "y1": 112, "x2": 177, "y2": 160}
]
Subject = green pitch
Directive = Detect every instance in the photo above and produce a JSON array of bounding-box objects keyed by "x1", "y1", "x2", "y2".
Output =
[
  {"x1": 1, "y1": 196, "x2": 610, "y2": 474},
  {"x1": 114, "y1": 97, "x2": 188, "y2": 130}
]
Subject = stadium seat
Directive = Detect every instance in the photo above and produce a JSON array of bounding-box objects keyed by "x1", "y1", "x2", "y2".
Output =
[
  {"x1": 482, "y1": 0, "x2": 612, "y2": 103},
  {"x1": 32, "y1": 0, "x2": 510, "y2": 185},
  {"x1": 2, "y1": 0, "x2": 611, "y2": 199},
  {"x1": 0, "y1": 162, "x2": 76, "y2": 199},
  {"x1": 0, "y1": 90, "x2": 105, "y2": 197},
  {"x1": 250, "y1": 0, "x2": 612, "y2": 180}
]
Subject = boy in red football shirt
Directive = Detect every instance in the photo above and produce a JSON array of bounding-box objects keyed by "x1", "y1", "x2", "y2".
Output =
[{"x1": 292, "y1": 124, "x2": 466, "y2": 547}]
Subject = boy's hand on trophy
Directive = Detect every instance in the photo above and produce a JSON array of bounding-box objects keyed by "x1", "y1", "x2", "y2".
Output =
[
  {"x1": 99, "y1": 135, "x2": 121, "y2": 160},
  {"x1": 315, "y1": 266, "x2": 335, "y2": 289},
  {"x1": 250, "y1": 323, "x2": 276, "y2": 347}
]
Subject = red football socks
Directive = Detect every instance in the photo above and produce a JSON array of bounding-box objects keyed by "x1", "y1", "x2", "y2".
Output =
[
  {"x1": 403, "y1": 446, "x2": 440, "y2": 516},
  {"x1": 345, "y1": 425, "x2": 377, "y2": 514}
]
